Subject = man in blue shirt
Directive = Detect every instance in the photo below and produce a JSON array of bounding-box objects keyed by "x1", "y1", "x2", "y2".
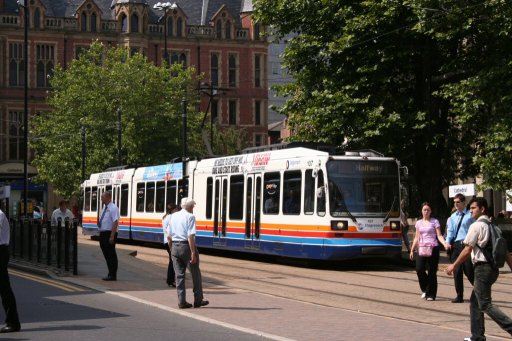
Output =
[{"x1": 445, "y1": 193, "x2": 474, "y2": 303}]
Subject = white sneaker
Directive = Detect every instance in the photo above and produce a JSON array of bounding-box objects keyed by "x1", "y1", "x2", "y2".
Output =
[
  {"x1": 463, "y1": 338, "x2": 471, "y2": 341},
  {"x1": 426, "y1": 297, "x2": 434, "y2": 301},
  {"x1": 421, "y1": 292, "x2": 426, "y2": 299}
]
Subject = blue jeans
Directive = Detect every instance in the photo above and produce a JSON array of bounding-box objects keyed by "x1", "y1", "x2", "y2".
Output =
[{"x1": 470, "y1": 263, "x2": 512, "y2": 341}]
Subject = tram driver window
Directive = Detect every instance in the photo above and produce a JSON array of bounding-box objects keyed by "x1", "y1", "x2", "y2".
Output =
[
  {"x1": 263, "y1": 172, "x2": 280, "y2": 214},
  {"x1": 283, "y1": 170, "x2": 301, "y2": 215},
  {"x1": 136, "y1": 183, "x2": 145, "y2": 212}
]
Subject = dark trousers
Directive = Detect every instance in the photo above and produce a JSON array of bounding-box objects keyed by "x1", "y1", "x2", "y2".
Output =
[
  {"x1": 0, "y1": 246, "x2": 20, "y2": 326},
  {"x1": 470, "y1": 263, "x2": 512, "y2": 341},
  {"x1": 415, "y1": 245, "x2": 440, "y2": 299},
  {"x1": 99, "y1": 231, "x2": 118, "y2": 278},
  {"x1": 450, "y1": 241, "x2": 474, "y2": 298},
  {"x1": 164, "y1": 243, "x2": 176, "y2": 285}
]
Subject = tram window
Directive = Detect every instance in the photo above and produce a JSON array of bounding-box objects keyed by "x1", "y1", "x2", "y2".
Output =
[
  {"x1": 155, "y1": 181, "x2": 165, "y2": 213},
  {"x1": 304, "y1": 170, "x2": 314, "y2": 215},
  {"x1": 91, "y1": 187, "x2": 98, "y2": 212},
  {"x1": 283, "y1": 170, "x2": 301, "y2": 215},
  {"x1": 166, "y1": 180, "x2": 177, "y2": 207},
  {"x1": 229, "y1": 175, "x2": 244, "y2": 220},
  {"x1": 106, "y1": 185, "x2": 112, "y2": 194},
  {"x1": 263, "y1": 172, "x2": 280, "y2": 214},
  {"x1": 146, "y1": 182, "x2": 155, "y2": 212},
  {"x1": 84, "y1": 187, "x2": 91, "y2": 211},
  {"x1": 120, "y1": 184, "x2": 129, "y2": 216},
  {"x1": 317, "y1": 170, "x2": 326, "y2": 216},
  {"x1": 136, "y1": 183, "x2": 145, "y2": 212},
  {"x1": 178, "y1": 179, "x2": 188, "y2": 202},
  {"x1": 206, "y1": 177, "x2": 213, "y2": 219}
]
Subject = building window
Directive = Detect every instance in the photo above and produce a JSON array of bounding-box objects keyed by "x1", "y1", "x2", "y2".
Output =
[
  {"x1": 75, "y1": 46, "x2": 89, "y2": 59},
  {"x1": 167, "y1": 17, "x2": 173, "y2": 37},
  {"x1": 34, "y1": 8, "x2": 41, "y2": 29},
  {"x1": 254, "y1": 100, "x2": 261, "y2": 126},
  {"x1": 228, "y1": 53, "x2": 237, "y2": 87},
  {"x1": 91, "y1": 13, "x2": 97, "y2": 32},
  {"x1": 254, "y1": 23, "x2": 260, "y2": 40},
  {"x1": 121, "y1": 14, "x2": 127, "y2": 32},
  {"x1": 229, "y1": 100, "x2": 237, "y2": 125},
  {"x1": 9, "y1": 43, "x2": 24, "y2": 87},
  {"x1": 211, "y1": 99, "x2": 218, "y2": 123},
  {"x1": 255, "y1": 134, "x2": 263, "y2": 147},
  {"x1": 8, "y1": 111, "x2": 24, "y2": 161},
  {"x1": 36, "y1": 44, "x2": 54, "y2": 88},
  {"x1": 211, "y1": 53, "x2": 219, "y2": 87},
  {"x1": 225, "y1": 20, "x2": 231, "y2": 39},
  {"x1": 216, "y1": 20, "x2": 222, "y2": 39},
  {"x1": 176, "y1": 17, "x2": 183, "y2": 37},
  {"x1": 131, "y1": 14, "x2": 139, "y2": 33},
  {"x1": 81, "y1": 12, "x2": 87, "y2": 32},
  {"x1": 255, "y1": 54, "x2": 262, "y2": 88}
]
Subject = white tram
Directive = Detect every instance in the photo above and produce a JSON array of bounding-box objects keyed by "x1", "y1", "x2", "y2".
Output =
[{"x1": 82, "y1": 143, "x2": 404, "y2": 260}]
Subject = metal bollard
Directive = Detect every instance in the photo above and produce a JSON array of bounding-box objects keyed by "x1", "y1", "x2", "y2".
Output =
[
  {"x1": 56, "y1": 218, "x2": 62, "y2": 268},
  {"x1": 46, "y1": 222, "x2": 52, "y2": 265},
  {"x1": 72, "y1": 219, "x2": 78, "y2": 275},
  {"x1": 36, "y1": 220, "x2": 42, "y2": 263},
  {"x1": 64, "y1": 218, "x2": 70, "y2": 272},
  {"x1": 28, "y1": 218, "x2": 33, "y2": 261}
]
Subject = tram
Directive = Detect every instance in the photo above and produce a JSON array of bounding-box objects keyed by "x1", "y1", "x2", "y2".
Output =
[{"x1": 81, "y1": 143, "x2": 404, "y2": 260}]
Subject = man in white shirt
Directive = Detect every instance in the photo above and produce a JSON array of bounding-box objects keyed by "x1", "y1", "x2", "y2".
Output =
[
  {"x1": 168, "y1": 198, "x2": 208, "y2": 309},
  {"x1": 97, "y1": 192, "x2": 119, "y2": 281},
  {"x1": 446, "y1": 197, "x2": 512, "y2": 341},
  {"x1": 0, "y1": 209, "x2": 20, "y2": 333},
  {"x1": 51, "y1": 200, "x2": 74, "y2": 227}
]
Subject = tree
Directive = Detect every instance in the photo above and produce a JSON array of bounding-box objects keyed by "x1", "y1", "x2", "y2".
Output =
[
  {"x1": 30, "y1": 41, "x2": 202, "y2": 198},
  {"x1": 254, "y1": 0, "x2": 512, "y2": 216}
]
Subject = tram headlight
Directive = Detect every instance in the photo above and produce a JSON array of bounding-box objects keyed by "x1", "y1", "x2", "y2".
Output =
[
  {"x1": 331, "y1": 220, "x2": 348, "y2": 230},
  {"x1": 390, "y1": 221, "x2": 400, "y2": 231}
]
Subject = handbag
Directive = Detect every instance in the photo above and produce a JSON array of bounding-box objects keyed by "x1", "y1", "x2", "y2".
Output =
[
  {"x1": 418, "y1": 244, "x2": 433, "y2": 257},
  {"x1": 418, "y1": 233, "x2": 433, "y2": 257}
]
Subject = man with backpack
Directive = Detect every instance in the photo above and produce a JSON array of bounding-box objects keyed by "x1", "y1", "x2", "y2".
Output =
[{"x1": 446, "y1": 197, "x2": 512, "y2": 341}]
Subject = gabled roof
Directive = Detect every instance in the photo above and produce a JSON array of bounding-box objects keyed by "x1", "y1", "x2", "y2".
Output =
[{"x1": 4, "y1": 0, "x2": 251, "y2": 26}]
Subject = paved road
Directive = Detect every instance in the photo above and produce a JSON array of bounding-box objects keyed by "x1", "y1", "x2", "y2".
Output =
[{"x1": 6, "y1": 232, "x2": 512, "y2": 341}]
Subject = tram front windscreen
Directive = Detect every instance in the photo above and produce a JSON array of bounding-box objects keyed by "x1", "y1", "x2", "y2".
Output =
[{"x1": 326, "y1": 160, "x2": 400, "y2": 217}]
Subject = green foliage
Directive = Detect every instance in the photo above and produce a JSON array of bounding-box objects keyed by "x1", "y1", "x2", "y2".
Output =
[
  {"x1": 31, "y1": 41, "x2": 202, "y2": 198},
  {"x1": 254, "y1": 0, "x2": 512, "y2": 214}
]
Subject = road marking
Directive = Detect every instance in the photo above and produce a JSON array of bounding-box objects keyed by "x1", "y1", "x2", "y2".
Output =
[
  {"x1": 10, "y1": 270, "x2": 85, "y2": 292},
  {"x1": 108, "y1": 290, "x2": 296, "y2": 341}
]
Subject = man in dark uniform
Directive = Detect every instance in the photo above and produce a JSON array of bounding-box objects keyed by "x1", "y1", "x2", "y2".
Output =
[
  {"x1": 0, "y1": 208, "x2": 21, "y2": 333},
  {"x1": 98, "y1": 192, "x2": 119, "y2": 281}
]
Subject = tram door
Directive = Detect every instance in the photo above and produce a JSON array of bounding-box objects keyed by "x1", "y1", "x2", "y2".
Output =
[
  {"x1": 244, "y1": 174, "x2": 262, "y2": 250},
  {"x1": 213, "y1": 176, "x2": 228, "y2": 246}
]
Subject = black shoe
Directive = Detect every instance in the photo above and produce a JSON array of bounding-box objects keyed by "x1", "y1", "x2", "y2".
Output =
[
  {"x1": 451, "y1": 297, "x2": 464, "y2": 303},
  {"x1": 102, "y1": 276, "x2": 117, "y2": 281},
  {"x1": 0, "y1": 324, "x2": 21, "y2": 333},
  {"x1": 194, "y1": 300, "x2": 209, "y2": 308},
  {"x1": 178, "y1": 302, "x2": 193, "y2": 309}
]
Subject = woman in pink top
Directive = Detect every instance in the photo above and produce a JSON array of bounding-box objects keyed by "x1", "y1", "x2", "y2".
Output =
[{"x1": 410, "y1": 202, "x2": 448, "y2": 301}]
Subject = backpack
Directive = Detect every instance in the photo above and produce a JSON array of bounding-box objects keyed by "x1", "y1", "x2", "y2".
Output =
[{"x1": 477, "y1": 218, "x2": 508, "y2": 269}]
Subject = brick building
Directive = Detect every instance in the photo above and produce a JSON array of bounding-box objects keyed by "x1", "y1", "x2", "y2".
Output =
[{"x1": 0, "y1": 0, "x2": 268, "y2": 215}]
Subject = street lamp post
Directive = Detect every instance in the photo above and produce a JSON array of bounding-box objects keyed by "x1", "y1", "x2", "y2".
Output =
[
  {"x1": 18, "y1": 0, "x2": 29, "y2": 218},
  {"x1": 153, "y1": 2, "x2": 177, "y2": 64},
  {"x1": 117, "y1": 108, "x2": 122, "y2": 166},
  {"x1": 182, "y1": 97, "x2": 187, "y2": 195}
]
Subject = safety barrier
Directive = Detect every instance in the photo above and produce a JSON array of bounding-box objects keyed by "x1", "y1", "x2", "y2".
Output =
[{"x1": 8, "y1": 218, "x2": 78, "y2": 275}]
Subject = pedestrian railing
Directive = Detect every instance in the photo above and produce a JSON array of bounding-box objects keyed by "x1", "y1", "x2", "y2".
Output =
[{"x1": 8, "y1": 217, "x2": 78, "y2": 275}]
